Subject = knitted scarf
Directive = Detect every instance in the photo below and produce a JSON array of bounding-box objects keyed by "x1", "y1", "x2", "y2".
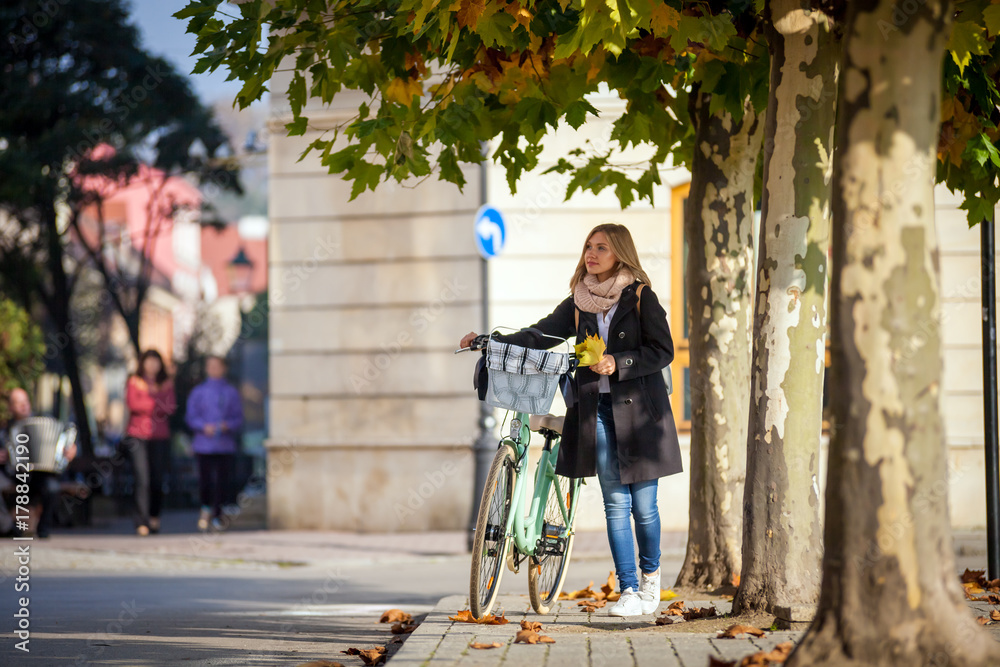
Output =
[{"x1": 573, "y1": 268, "x2": 635, "y2": 314}]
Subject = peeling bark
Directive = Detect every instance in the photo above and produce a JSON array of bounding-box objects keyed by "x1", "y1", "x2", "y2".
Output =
[
  {"x1": 788, "y1": 0, "x2": 1000, "y2": 664},
  {"x1": 675, "y1": 89, "x2": 762, "y2": 590},
  {"x1": 733, "y1": 0, "x2": 838, "y2": 620}
]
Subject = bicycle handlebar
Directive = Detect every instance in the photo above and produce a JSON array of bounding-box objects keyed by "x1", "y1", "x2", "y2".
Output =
[{"x1": 454, "y1": 334, "x2": 491, "y2": 354}]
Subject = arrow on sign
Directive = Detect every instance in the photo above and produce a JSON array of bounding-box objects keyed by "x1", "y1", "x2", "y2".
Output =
[{"x1": 476, "y1": 216, "x2": 503, "y2": 252}]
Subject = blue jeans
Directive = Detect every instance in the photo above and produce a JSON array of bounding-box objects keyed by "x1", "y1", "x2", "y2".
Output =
[{"x1": 595, "y1": 394, "x2": 661, "y2": 592}]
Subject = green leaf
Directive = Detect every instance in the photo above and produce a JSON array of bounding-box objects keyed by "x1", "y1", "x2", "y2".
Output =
[
  {"x1": 965, "y1": 132, "x2": 1000, "y2": 168},
  {"x1": 948, "y1": 21, "x2": 989, "y2": 75},
  {"x1": 984, "y1": 4, "x2": 1000, "y2": 37},
  {"x1": 961, "y1": 192, "x2": 996, "y2": 225},
  {"x1": 285, "y1": 116, "x2": 308, "y2": 136},
  {"x1": 288, "y1": 72, "x2": 307, "y2": 115},
  {"x1": 564, "y1": 100, "x2": 598, "y2": 129}
]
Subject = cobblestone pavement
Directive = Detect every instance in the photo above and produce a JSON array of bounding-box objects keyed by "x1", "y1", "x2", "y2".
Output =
[
  {"x1": 388, "y1": 595, "x2": 800, "y2": 667},
  {"x1": 387, "y1": 592, "x2": 1000, "y2": 667}
]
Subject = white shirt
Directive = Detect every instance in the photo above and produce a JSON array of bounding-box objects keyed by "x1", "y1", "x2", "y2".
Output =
[{"x1": 596, "y1": 302, "x2": 618, "y2": 394}]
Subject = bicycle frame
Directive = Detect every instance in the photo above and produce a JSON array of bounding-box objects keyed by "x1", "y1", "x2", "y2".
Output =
[{"x1": 501, "y1": 411, "x2": 581, "y2": 557}]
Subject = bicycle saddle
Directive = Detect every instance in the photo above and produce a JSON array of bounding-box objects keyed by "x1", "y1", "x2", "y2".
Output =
[{"x1": 528, "y1": 413, "x2": 564, "y2": 436}]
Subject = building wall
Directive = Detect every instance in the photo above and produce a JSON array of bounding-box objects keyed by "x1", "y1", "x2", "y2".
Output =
[{"x1": 267, "y1": 79, "x2": 1000, "y2": 532}]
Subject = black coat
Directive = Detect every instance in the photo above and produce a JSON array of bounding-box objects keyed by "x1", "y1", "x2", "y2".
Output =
[{"x1": 498, "y1": 281, "x2": 682, "y2": 484}]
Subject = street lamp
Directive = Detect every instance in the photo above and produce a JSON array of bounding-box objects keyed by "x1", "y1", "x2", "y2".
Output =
[{"x1": 227, "y1": 247, "x2": 255, "y2": 296}]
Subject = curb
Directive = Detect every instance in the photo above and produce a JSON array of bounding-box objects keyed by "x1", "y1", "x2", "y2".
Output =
[{"x1": 386, "y1": 594, "x2": 470, "y2": 667}]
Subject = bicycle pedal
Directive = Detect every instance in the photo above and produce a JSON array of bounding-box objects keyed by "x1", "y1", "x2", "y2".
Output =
[{"x1": 539, "y1": 523, "x2": 568, "y2": 556}]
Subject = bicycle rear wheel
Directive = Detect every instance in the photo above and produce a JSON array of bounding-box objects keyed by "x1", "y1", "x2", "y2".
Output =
[
  {"x1": 469, "y1": 443, "x2": 515, "y2": 619},
  {"x1": 528, "y1": 474, "x2": 580, "y2": 614}
]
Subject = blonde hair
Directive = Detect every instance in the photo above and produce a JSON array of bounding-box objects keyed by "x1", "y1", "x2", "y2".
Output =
[{"x1": 569, "y1": 223, "x2": 651, "y2": 291}]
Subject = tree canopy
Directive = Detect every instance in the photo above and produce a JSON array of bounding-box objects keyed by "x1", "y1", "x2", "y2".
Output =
[
  {"x1": 182, "y1": 0, "x2": 998, "y2": 220},
  {"x1": 179, "y1": 0, "x2": 768, "y2": 204}
]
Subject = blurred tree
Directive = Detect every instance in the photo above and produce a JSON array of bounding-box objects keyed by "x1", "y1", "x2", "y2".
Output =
[
  {"x1": 0, "y1": 298, "x2": 46, "y2": 426},
  {"x1": 0, "y1": 0, "x2": 238, "y2": 455}
]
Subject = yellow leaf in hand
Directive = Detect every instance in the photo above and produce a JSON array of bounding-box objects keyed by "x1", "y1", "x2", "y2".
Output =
[{"x1": 574, "y1": 333, "x2": 606, "y2": 367}]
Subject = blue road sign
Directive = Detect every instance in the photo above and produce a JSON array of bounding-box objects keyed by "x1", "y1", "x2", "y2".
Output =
[{"x1": 474, "y1": 205, "x2": 506, "y2": 259}]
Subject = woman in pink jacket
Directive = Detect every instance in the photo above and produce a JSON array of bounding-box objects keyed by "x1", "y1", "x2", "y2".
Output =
[{"x1": 124, "y1": 349, "x2": 176, "y2": 536}]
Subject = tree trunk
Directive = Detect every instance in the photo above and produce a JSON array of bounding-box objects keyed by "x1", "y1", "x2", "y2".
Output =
[
  {"x1": 788, "y1": 0, "x2": 1000, "y2": 664},
  {"x1": 733, "y1": 0, "x2": 837, "y2": 620},
  {"x1": 675, "y1": 89, "x2": 762, "y2": 590},
  {"x1": 43, "y1": 209, "x2": 94, "y2": 458}
]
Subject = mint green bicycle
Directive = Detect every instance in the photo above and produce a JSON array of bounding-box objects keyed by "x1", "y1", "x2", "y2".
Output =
[{"x1": 457, "y1": 333, "x2": 583, "y2": 619}]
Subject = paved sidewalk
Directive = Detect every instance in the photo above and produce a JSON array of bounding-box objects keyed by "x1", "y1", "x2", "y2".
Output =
[
  {"x1": 387, "y1": 591, "x2": 1000, "y2": 667},
  {"x1": 387, "y1": 594, "x2": 799, "y2": 667}
]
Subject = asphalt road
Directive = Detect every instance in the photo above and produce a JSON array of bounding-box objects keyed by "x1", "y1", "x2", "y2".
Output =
[{"x1": 0, "y1": 517, "x2": 642, "y2": 666}]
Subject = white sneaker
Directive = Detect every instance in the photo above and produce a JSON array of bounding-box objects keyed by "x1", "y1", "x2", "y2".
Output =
[
  {"x1": 639, "y1": 569, "x2": 661, "y2": 615},
  {"x1": 608, "y1": 587, "x2": 642, "y2": 617}
]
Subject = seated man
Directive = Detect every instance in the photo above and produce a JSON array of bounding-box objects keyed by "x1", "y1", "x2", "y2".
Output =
[{"x1": 0, "y1": 389, "x2": 70, "y2": 538}]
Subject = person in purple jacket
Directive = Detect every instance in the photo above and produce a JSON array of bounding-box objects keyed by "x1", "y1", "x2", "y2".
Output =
[{"x1": 185, "y1": 356, "x2": 243, "y2": 532}]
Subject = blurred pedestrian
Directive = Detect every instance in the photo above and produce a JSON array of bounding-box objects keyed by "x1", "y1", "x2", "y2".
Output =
[
  {"x1": 186, "y1": 356, "x2": 243, "y2": 532},
  {"x1": 0, "y1": 389, "x2": 66, "y2": 537},
  {"x1": 123, "y1": 350, "x2": 176, "y2": 536}
]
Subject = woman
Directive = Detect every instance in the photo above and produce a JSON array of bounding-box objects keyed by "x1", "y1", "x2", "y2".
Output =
[
  {"x1": 460, "y1": 223, "x2": 681, "y2": 617},
  {"x1": 185, "y1": 356, "x2": 243, "y2": 532},
  {"x1": 124, "y1": 349, "x2": 176, "y2": 536}
]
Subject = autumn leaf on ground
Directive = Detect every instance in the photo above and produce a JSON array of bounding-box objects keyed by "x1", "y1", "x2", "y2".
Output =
[
  {"x1": 717, "y1": 624, "x2": 767, "y2": 638},
  {"x1": 559, "y1": 582, "x2": 596, "y2": 599},
  {"x1": 578, "y1": 599, "x2": 606, "y2": 612},
  {"x1": 961, "y1": 568, "x2": 987, "y2": 585},
  {"x1": 660, "y1": 589, "x2": 678, "y2": 601},
  {"x1": 294, "y1": 661, "x2": 344, "y2": 667},
  {"x1": 379, "y1": 609, "x2": 412, "y2": 624},
  {"x1": 963, "y1": 581, "x2": 986, "y2": 596},
  {"x1": 714, "y1": 641, "x2": 794, "y2": 666},
  {"x1": 469, "y1": 641, "x2": 504, "y2": 649},
  {"x1": 449, "y1": 609, "x2": 509, "y2": 625},
  {"x1": 574, "y1": 334, "x2": 606, "y2": 367},
  {"x1": 340, "y1": 647, "x2": 386, "y2": 666},
  {"x1": 514, "y1": 630, "x2": 556, "y2": 644},
  {"x1": 682, "y1": 605, "x2": 718, "y2": 621},
  {"x1": 731, "y1": 573, "x2": 741, "y2": 587},
  {"x1": 987, "y1": 578, "x2": 1000, "y2": 592},
  {"x1": 978, "y1": 616, "x2": 991, "y2": 625},
  {"x1": 520, "y1": 620, "x2": 543, "y2": 632},
  {"x1": 663, "y1": 600, "x2": 686, "y2": 616},
  {"x1": 596, "y1": 570, "x2": 615, "y2": 600},
  {"x1": 655, "y1": 615, "x2": 683, "y2": 626},
  {"x1": 737, "y1": 641, "x2": 794, "y2": 665},
  {"x1": 390, "y1": 622, "x2": 417, "y2": 634}
]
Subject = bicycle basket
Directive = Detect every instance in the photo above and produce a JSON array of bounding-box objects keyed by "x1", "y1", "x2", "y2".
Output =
[{"x1": 484, "y1": 340, "x2": 571, "y2": 415}]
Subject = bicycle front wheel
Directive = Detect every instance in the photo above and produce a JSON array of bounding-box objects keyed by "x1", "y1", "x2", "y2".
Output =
[
  {"x1": 528, "y1": 474, "x2": 580, "y2": 614},
  {"x1": 469, "y1": 443, "x2": 515, "y2": 619}
]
